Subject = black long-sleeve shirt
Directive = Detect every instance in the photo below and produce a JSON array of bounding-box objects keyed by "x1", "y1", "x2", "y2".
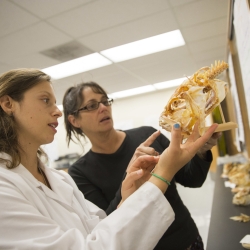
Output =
[{"x1": 69, "y1": 126, "x2": 212, "y2": 250}]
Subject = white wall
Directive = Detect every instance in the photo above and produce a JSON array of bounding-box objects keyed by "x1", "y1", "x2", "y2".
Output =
[{"x1": 43, "y1": 87, "x2": 176, "y2": 166}]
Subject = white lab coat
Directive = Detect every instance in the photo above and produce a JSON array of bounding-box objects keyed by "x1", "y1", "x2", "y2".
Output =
[{"x1": 0, "y1": 152, "x2": 174, "y2": 250}]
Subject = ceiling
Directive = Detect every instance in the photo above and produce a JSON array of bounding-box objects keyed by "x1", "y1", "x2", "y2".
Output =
[{"x1": 0, "y1": 0, "x2": 229, "y2": 105}]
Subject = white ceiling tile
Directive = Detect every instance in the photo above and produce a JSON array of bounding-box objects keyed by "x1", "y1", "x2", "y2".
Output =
[
  {"x1": 192, "y1": 46, "x2": 227, "y2": 63},
  {"x1": 90, "y1": 72, "x2": 146, "y2": 93},
  {"x1": 0, "y1": 22, "x2": 72, "y2": 62},
  {"x1": 3, "y1": 53, "x2": 61, "y2": 71},
  {"x1": 175, "y1": 0, "x2": 229, "y2": 28},
  {"x1": 130, "y1": 55, "x2": 197, "y2": 83},
  {"x1": 119, "y1": 46, "x2": 190, "y2": 71},
  {"x1": 78, "y1": 9, "x2": 179, "y2": 51},
  {"x1": 182, "y1": 17, "x2": 227, "y2": 42},
  {"x1": 0, "y1": 0, "x2": 39, "y2": 38},
  {"x1": 11, "y1": 0, "x2": 93, "y2": 19},
  {"x1": 47, "y1": 0, "x2": 170, "y2": 38},
  {"x1": 188, "y1": 34, "x2": 227, "y2": 54}
]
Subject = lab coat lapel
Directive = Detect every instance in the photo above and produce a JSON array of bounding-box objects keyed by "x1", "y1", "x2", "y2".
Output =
[
  {"x1": 42, "y1": 166, "x2": 74, "y2": 208},
  {"x1": 11, "y1": 159, "x2": 74, "y2": 209}
]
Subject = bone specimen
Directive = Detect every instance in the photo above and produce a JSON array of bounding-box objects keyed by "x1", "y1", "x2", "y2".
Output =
[
  {"x1": 222, "y1": 162, "x2": 250, "y2": 206},
  {"x1": 230, "y1": 213, "x2": 250, "y2": 222},
  {"x1": 159, "y1": 60, "x2": 229, "y2": 136}
]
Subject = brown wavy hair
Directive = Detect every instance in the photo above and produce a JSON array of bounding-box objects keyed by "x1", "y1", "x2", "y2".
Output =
[
  {"x1": 0, "y1": 68, "x2": 50, "y2": 169},
  {"x1": 62, "y1": 81, "x2": 108, "y2": 146}
]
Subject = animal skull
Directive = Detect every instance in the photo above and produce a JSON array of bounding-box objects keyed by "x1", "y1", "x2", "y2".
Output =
[{"x1": 159, "y1": 60, "x2": 229, "y2": 136}]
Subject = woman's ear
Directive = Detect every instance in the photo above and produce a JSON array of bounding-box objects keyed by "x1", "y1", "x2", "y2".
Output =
[
  {"x1": 68, "y1": 114, "x2": 80, "y2": 128},
  {"x1": 0, "y1": 95, "x2": 15, "y2": 115}
]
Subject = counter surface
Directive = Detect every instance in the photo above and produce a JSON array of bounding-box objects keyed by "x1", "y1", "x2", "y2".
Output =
[{"x1": 206, "y1": 165, "x2": 250, "y2": 250}]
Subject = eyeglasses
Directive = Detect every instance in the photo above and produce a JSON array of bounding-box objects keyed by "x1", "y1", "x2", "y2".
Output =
[{"x1": 73, "y1": 98, "x2": 113, "y2": 114}]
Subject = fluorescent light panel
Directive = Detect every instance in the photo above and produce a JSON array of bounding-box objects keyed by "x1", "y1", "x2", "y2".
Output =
[
  {"x1": 109, "y1": 85, "x2": 156, "y2": 99},
  {"x1": 42, "y1": 53, "x2": 112, "y2": 79},
  {"x1": 100, "y1": 30, "x2": 185, "y2": 62}
]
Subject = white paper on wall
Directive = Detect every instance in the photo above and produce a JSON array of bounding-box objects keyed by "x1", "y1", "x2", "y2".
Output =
[
  {"x1": 228, "y1": 52, "x2": 245, "y2": 151},
  {"x1": 233, "y1": 0, "x2": 250, "y2": 128}
]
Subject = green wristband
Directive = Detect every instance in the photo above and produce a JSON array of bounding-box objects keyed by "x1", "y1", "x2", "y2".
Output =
[{"x1": 151, "y1": 172, "x2": 171, "y2": 186}]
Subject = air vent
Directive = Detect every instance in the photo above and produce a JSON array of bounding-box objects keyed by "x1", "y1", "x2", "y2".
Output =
[{"x1": 40, "y1": 41, "x2": 93, "y2": 62}]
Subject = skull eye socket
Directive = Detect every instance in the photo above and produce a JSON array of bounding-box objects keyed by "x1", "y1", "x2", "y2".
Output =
[
  {"x1": 203, "y1": 86, "x2": 212, "y2": 93},
  {"x1": 170, "y1": 99, "x2": 186, "y2": 111}
]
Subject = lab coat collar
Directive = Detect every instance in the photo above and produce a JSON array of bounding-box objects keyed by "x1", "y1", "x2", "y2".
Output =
[{"x1": 0, "y1": 153, "x2": 74, "y2": 208}]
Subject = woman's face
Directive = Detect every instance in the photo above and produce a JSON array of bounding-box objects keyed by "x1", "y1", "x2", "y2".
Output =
[
  {"x1": 73, "y1": 87, "x2": 114, "y2": 135},
  {"x1": 13, "y1": 81, "x2": 62, "y2": 148}
]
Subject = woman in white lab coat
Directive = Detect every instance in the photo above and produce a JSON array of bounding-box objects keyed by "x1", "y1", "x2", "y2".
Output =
[{"x1": 0, "y1": 68, "x2": 217, "y2": 250}]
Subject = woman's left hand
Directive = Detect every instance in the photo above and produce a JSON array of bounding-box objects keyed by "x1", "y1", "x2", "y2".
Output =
[
  {"x1": 118, "y1": 154, "x2": 159, "y2": 208},
  {"x1": 126, "y1": 130, "x2": 160, "y2": 172}
]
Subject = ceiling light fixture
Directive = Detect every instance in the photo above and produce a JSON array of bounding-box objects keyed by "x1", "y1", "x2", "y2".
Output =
[
  {"x1": 100, "y1": 30, "x2": 185, "y2": 62},
  {"x1": 109, "y1": 85, "x2": 156, "y2": 99},
  {"x1": 42, "y1": 53, "x2": 112, "y2": 79},
  {"x1": 108, "y1": 77, "x2": 188, "y2": 100}
]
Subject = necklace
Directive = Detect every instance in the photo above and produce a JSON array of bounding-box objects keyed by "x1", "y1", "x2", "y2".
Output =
[{"x1": 38, "y1": 164, "x2": 50, "y2": 188}]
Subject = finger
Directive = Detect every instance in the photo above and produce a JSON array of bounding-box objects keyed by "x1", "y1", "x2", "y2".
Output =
[
  {"x1": 154, "y1": 150, "x2": 159, "y2": 156},
  {"x1": 205, "y1": 139, "x2": 216, "y2": 147},
  {"x1": 202, "y1": 131, "x2": 221, "y2": 148},
  {"x1": 137, "y1": 155, "x2": 159, "y2": 169},
  {"x1": 127, "y1": 155, "x2": 159, "y2": 173},
  {"x1": 141, "y1": 130, "x2": 161, "y2": 147},
  {"x1": 212, "y1": 132, "x2": 222, "y2": 139},
  {"x1": 192, "y1": 124, "x2": 218, "y2": 152},
  {"x1": 141, "y1": 146, "x2": 159, "y2": 156},
  {"x1": 136, "y1": 145, "x2": 158, "y2": 156},
  {"x1": 122, "y1": 169, "x2": 144, "y2": 190},
  {"x1": 170, "y1": 123, "x2": 182, "y2": 149},
  {"x1": 203, "y1": 131, "x2": 220, "y2": 148}
]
